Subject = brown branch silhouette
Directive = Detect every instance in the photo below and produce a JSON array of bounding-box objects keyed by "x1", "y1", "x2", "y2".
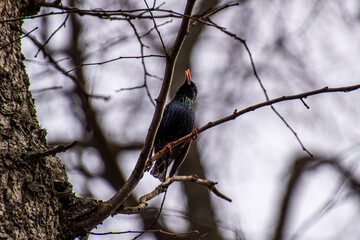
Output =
[
  {"x1": 144, "y1": 0, "x2": 168, "y2": 55},
  {"x1": 146, "y1": 83, "x2": 360, "y2": 167},
  {"x1": 115, "y1": 175, "x2": 231, "y2": 215},
  {"x1": 271, "y1": 156, "x2": 360, "y2": 240},
  {"x1": 90, "y1": 229, "x2": 199, "y2": 236},
  {"x1": 71, "y1": 0, "x2": 197, "y2": 236},
  {"x1": 25, "y1": 32, "x2": 110, "y2": 101},
  {"x1": 64, "y1": 54, "x2": 166, "y2": 74},
  {"x1": 207, "y1": 18, "x2": 313, "y2": 157}
]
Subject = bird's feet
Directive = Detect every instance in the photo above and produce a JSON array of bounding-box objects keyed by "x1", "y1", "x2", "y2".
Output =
[
  {"x1": 165, "y1": 142, "x2": 173, "y2": 154},
  {"x1": 181, "y1": 129, "x2": 199, "y2": 148},
  {"x1": 145, "y1": 159, "x2": 153, "y2": 172},
  {"x1": 191, "y1": 128, "x2": 199, "y2": 140},
  {"x1": 145, "y1": 142, "x2": 174, "y2": 172}
]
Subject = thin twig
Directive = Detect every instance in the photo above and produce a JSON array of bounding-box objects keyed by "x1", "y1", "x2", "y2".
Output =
[
  {"x1": 116, "y1": 84, "x2": 146, "y2": 92},
  {"x1": 90, "y1": 229, "x2": 199, "y2": 236},
  {"x1": 272, "y1": 156, "x2": 360, "y2": 240},
  {"x1": 116, "y1": 175, "x2": 231, "y2": 216},
  {"x1": 0, "y1": 2, "x2": 237, "y2": 24},
  {"x1": 0, "y1": 27, "x2": 38, "y2": 50},
  {"x1": 271, "y1": 157, "x2": 309, "y2": 240},
  {"x1": 290, "y1": 178, "x2": 348, "y2": 240},
  {"x1": 300, "y1": 98, "x2": 310, "y2": 109},
  {"x1": 316, "y1": 159, "x2": 360, "y2": 197},
  {"x1": 143, "y1": 0, "x2": 168, "y2": 55},
  {"x1": 207, "y1": 18, "x2": 313, "y2": 157},
  {"x1": 271, "y1": 106, "x2": 313, "y2": 157},
  {"x1": 127, "y1": 19, "x2": 155, "y2": 105},
  {"x1": 35, "y1": 14, "x2": 69, "y2": 57},
  {"x1": 64, "y1": 54, "x2": 166, "y2": 74},
  {"x1": 189, "y1": 2, "x2": 240, "y2": 30},
  {"x1": 25, "y1": 32, "x2": 110, "y2": 100},
  {"x1": 140, "y1": 19, "x2": 173, "y2": 38},
  {"x1": 31, "y1": 86, "x2": 63, "y2": 93},
  {"x1": 131, "y1": 187, "x2": 169, "y2": 240},
  {"x1": 0, "y1": 11, "x2": 60, "y2": 23},
  {"x1": 25, "y1": 141, "x2": 78, "y2": 159}
]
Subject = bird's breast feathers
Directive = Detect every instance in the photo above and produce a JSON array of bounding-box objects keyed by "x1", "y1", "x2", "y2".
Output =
[{"x1": 156, "y1": 99, "x2": 195, "y2": 141}]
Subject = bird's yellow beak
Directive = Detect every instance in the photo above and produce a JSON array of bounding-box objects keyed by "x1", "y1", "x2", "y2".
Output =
[{"x1": 185, "y1": 69, "x2": 191, "y2": 85}]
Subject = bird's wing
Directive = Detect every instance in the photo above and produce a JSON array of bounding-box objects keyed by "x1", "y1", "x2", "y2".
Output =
[
  {"x1": 152, "y1": 101, "x2": 195, "y2": 181},
  {"x1": 150, "y1": 156, "x2": 168, "y2": 182},
  {"x1": 155, "y1": 103, "x2": 186, "y2": 149}
]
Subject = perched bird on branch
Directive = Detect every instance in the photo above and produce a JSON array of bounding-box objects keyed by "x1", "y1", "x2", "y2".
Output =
[{"x1": 151, "y1": 69, "x2": 197, "y2": 182}]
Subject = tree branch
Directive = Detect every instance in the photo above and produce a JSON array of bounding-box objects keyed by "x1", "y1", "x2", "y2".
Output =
[
  {"x1": 116, "y1": 175, "x2": 231, "y2": 215},
  {"x1": 90, "y1": 229, "x2": 199, "y2": 237},
  {"x1": 127, "y1": 19, "x2": 155, "y2": 105},
  {"x1": 1, "y1": 2, "x2": 239, "y2": 24},
  {"x1": 71, "y1": 0, "x2": 197, "y2": 236},
  {"x1": 25, "y1": 141, "x2": 78, "y2": 159},
  {"x1": 144, "y1": 0, "x2": 168, "y2": 55},
  {"x1": 25, "y1": 32, "x2": 110, "y2": 100},
  {"x1": 146, "y1": 83, "x2": 360, "y2": 167},
  {"x1": 207, "y1": 18, "x2": 313, "y2": 157},
  {"x1": 0, "y1": 27, "x2": 38, "y2": 50},
  {"x1": 272, "y1": 156, "x2": 308, "y2": 240},
  {"x1": 64, "y1": 54, "x2": 166, "y2": 74},
  {"x1": 271, "y1": 156, "x2": 360, "y2": 240}
]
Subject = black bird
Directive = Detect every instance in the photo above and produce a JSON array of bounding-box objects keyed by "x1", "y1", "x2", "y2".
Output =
[{"x1": 150, "y1": 69, "x2": 197, "y2": 182}]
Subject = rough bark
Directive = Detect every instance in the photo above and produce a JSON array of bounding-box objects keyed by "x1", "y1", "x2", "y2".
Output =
[{"x1": 0, "y1": 1, "x2": 99, "y2": 239}]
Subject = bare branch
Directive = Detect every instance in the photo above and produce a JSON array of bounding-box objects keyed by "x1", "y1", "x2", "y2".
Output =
[
  {"x1": 0, "y1": 27, "x2": 38, "y2": 50},
  {"x1": 140, "y1": 19, "x2": 173, "y2": 38},
  {"x1": 25, "y1": 141, "x2": 78, "y2": 159},
  {"x1": 0, "y1": 11, "x2": 61, "y2": 23},
  {"x1": 127, "y1": 19, "x2": 155, "y2": 105},
  {"x1": 143, "y1": 0, "x2": 168, "y2": 55},
  {"x1": 32, "y1": 2, "x2": 186, "y2": 21},
  {"x1": 64, "y1": 54, "x2": 166, "y2": 74},
  {"x1": 315, "y1": 159, "x2": 360, "y2": 198},
  {"x1": 25, "y1": 32, "x2": 110, "y2": 101},
  {"x1": 272, "y1": 156, "x2": 308, "y2": 240},
  {"x1": 146, "y1": 83, "x2": 360, "y2": 168},
  {"x1": 272, "y1": 156, "x2": 360, "y2": 240},
  {"x1": 0, "y1": 2, "x2": 238, "y2": 24},
  {"x1": 116, "y1": 175, "x2": 231, "y2": 215},
  {"x1": 290, "y1": 178, "x2": 348, "y2": 240},
  {"x1": 34, "y1": 13, "x2": 69, "y2": 57},
  {"x1": 31, "y1": 86, "x2": 63, "y2": 93},
  {"x1": 207, "y1": 19, "x2": 313, "y2": 157},
  {"x1": 39, "y1": 1, "x2": 179, "y2": 19},
  {"x1": 300, "y1": 98, "x2": 310, "y2": 109},
  {"x1": 71, "y1": 1, "x2": 197, "y2": 236},
  {"x1": 115, "y1": 84, "x2": 146, "y2": 92},
  {"x1": 90, "y1": 229, "x2": 199, "y2": 236},
  {"x1": 272, "y1": 107, "x2": 313, "y2": 157},
  {"x1": 189, "y1": 2, "x2": 240, "y2": 30}
]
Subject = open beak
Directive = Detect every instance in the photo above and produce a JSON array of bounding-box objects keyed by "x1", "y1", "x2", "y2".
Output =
[{"x1": 185, "y1": 69, "x2": 191, "y2": 85}]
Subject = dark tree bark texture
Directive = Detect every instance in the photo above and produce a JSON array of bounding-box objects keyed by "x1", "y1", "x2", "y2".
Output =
[{"x1": 0, "y1": 1, "x2": 98, "y2": 239}]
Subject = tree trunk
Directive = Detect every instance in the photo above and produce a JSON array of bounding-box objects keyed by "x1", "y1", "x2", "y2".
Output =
[{"x1": 0, "y1": 1, "x2": 97, "y2": 239}]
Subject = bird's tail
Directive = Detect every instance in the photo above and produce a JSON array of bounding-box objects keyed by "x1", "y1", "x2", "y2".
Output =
[{"x1": 150, "y1": 159, "x2": 167, "y2": 182}]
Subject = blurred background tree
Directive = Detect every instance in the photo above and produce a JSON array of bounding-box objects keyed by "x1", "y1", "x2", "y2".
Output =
[{"x1": 19, "y1": 0, "x2": 360, "y2": 239}]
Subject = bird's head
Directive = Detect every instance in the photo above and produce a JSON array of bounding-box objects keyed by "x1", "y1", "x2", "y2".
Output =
[{"x1": 175, "y1": 69, "x2": 197, "y2": 101}]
